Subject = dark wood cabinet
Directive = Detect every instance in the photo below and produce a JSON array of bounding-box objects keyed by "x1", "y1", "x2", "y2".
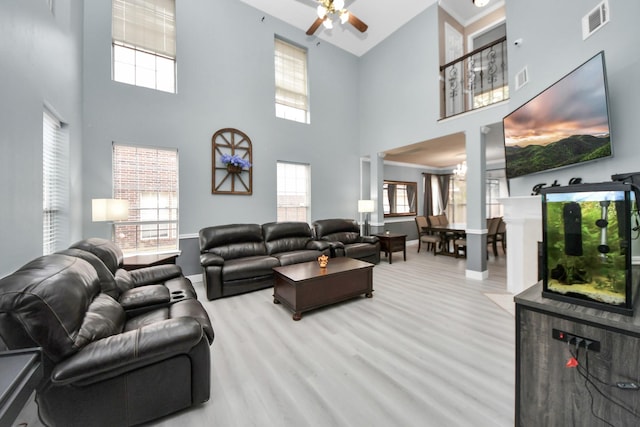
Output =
[{"x1": 515, "y1": 283, "x2": 640, "y2": 426}]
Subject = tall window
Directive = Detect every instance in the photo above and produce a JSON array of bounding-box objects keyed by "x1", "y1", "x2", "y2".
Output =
[
  {"x1": 43, "y1": 109, "x2": 69, "y2": 255},
  {"x1": 112, "y1": 0, "x2": 176, "y2": 93},
  {"x1": 277, "y1": 162, "x2": 310, "y2": 222},
  {"x1": 274, "y1": 37, "x2": 309, "y2": 124},
  {"x1": 447, "y1": 175, "x2": 467, "y2": 224},
  {"x1": 113, "y1": 144, "x2": 179, "y2": 254}
]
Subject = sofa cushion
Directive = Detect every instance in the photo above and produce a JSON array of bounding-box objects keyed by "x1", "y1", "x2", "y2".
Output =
[
  {"x1": 199, "y1": 224, "x2": 267, "y2": 260},
  {"x1": 313, "y1": 219, "x2": 361, "y2": 244},
  {"x1": 69, "y1": 238, "x2": 123, "y2": 274},
  {"x1": 57, "y1": 248, "x2": 122, "y2": 299},
  {"x1": 75, "y1": 293, "x2": 125, "y2": 349},
  {"x1": 222, "y1": 255, "x2": 280, "y2": 281},
  {"x1": 0, "y1": 254, "x2": 103, "y2": 362},
  {"x1": 343, "y1": 243, "x2": 379, "y2": 260},
  {"x1": 124, "y1": 308, "x2": 170, "y2": 332},
  {"x1": 262, "y1": 222, "x2": 314, "y2": 255}
]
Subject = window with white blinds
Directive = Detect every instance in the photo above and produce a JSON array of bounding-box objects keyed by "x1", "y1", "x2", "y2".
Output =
[
  {"x1": 112, "y1": 143, "x2": 179, "y2": 255},
  {"x1": 112, "y1": 0, "x2": 176, "y2": 93},
  {"x1": 277, "y1": 161, "x2": 311, "y2": 222},
  {"x1": 43, "y1": 109, "x2": 68, "y2": 255},
  {"x1": 274, "y1": 38, "x2": 310, "y2": 124}
]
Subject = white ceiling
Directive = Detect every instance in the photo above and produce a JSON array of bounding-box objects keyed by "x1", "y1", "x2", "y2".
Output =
[
  {"x1": 239, "y1": 0, "x2": 493, "y2": 57},
  {"x1": 238, "y1": 0, "x2": 506, "y2": 169}
]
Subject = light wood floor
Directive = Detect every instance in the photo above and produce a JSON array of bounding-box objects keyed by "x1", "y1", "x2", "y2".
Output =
[
  {"x1": 154, "y1": 242, "x2": 514, "y2": 427},
  {"x1": 18, "y1": 242, "x2": 515, "y2": 427}
]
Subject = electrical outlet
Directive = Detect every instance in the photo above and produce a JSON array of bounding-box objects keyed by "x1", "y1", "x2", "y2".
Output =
[{"x1": 552, "y1": 329, "x2": 601, "y2": 352}]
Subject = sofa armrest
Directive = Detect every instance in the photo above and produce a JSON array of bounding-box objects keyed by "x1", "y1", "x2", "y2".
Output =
[
  {"x1": 359, "y1": 236, "x2": 379, "y2": 244},
  {"x1": 51, "y1": 317, "x2": 204, "y2": 386},
  {"x1": 200, "y1": 253, "x2": 224, "y2": 267},
  {"x1": 128, "y1": 264, "x2": 183, "y2": 286},
  {"x1": 306, "y1": 240, "x2": 331, "y2": 252}
]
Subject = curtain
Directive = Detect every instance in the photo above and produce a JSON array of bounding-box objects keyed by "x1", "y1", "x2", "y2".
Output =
[
  {"x1": 407, "y1": 183, "x2": 416, "y2": 213},
  {"x1": 387, "y1": 184, "x2": 396, "y2": 215},
  {"x1": 437, "y1": 174, "x2": 452, "y2": 212},
  {"x1": 422, "y1": 173, "x2": 433, "y2": 217}
]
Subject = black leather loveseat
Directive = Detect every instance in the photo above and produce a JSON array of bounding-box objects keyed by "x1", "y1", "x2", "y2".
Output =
[
  {"x1": 199, "y1": 221, "x2": 332, "y2": 300},
  {"x1": 0, "y1": 248, "x2": 214, "y2": 426},
  {"x1": 313, "y1": 218, "x2": 381, "y2": 265}
]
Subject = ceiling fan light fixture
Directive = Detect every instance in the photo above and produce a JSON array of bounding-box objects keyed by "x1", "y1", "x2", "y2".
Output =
[
  {"x1": 333, "y1": 0, "x2": 345, "y2": 10},
  {"x1": 473, "y1": 0, "x2": 490, "y2": 7},
  {"x1": 317, "y1": 5, "x2": 327, "y2": 18},
  {"x1": 322, "y1": 18, "x2": 333, "y2": 29},
  {"x1": 339, "y1": 10, "x2": 349, "y2": 24}
]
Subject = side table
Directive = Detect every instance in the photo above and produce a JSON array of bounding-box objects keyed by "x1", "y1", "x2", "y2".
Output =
[
  {"x1": 122, "y1": 252, "x2": 180, "y2": 271},
  {"x1": 0, "y1": 348, "x2": 42, "y2": 427},
  {"x1": 373, "y1": 232, "x2": 407, "y2": 264}
]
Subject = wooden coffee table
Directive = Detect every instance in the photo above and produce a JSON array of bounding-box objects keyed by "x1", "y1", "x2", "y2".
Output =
[{"x1": 273, "y1": 257, "x2": 374, "y2": 321}]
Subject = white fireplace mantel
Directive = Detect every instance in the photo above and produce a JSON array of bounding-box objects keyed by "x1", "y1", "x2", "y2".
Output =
[{"x1": 499, "y1": 196, "x2": 543, "y2": 294}]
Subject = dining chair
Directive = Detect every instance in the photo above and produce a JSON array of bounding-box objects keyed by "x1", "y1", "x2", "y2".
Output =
[
  {"x1": 415, "y1": 216, "x2": 440, "y2": 255},
  {"x1": 486, "y1": 217, "x2": 502, "y2": 257},
  {"x1": 453, "y1": 236, "x2": 466, "y2": 258},
  {"x1": 495, "y1": 218, "x2": 506, "y2": 253}
]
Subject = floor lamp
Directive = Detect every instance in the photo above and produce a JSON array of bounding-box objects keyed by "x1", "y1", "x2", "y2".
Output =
[
  {"x1": 358, "y1": 200, "x2": 375, "y2": 236},
  {"x1": 92, "y1": 198, "x2": 129, "y2": 241}
]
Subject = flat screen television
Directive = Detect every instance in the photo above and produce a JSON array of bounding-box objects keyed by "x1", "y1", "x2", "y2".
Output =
[{"x1": 503, "y1": 51, "x2": 612, "y2": 180}]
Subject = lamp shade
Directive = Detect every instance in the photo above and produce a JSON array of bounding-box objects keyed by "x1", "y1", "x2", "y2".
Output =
[
  {"x1": 92, "y1": 199, "x2": 129, "y2": 222},
  {"x1": 358, "y1": 200, "x2": 375, "y2": 213}
]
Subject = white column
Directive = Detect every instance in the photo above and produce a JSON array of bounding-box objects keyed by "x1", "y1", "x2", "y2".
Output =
[{"x1": 499, "y1": 196, "x2": 542, "y2": 294}]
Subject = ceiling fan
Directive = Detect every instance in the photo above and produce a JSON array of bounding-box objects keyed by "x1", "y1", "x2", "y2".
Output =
[{"x1": 306, "y1": 0, "x2": 368, "y2": 36}]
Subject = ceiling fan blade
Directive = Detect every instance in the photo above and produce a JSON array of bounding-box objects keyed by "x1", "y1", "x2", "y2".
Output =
[
  {"x1": 348, "y1": 13, "x2": 368, "y2": 33},
  {"x1": 306, "y1": 17, "x2": 324, "y2": 35}
]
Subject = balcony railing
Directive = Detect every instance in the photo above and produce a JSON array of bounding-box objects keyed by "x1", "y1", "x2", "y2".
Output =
[{"x1": 440, "y1": 36, "x2": 508, "y2": 119}]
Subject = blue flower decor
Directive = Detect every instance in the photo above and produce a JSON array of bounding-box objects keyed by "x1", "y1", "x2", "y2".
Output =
[{"x1": 221, "y1": 154, "x2": 251, "y2": 170}]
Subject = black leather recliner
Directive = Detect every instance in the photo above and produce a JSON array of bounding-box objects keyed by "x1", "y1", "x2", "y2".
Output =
[
  {"x1": 64, "y1": 238, "x2": 197, "y2": 316},
  {"x1": 312, "y1": 218, "x2": 381, "y2": 264},
  {"x1": 0, "y1": 253, "x2": 214, "y2": 427}
]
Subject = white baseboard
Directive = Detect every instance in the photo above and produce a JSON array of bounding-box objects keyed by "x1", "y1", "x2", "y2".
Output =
[{"x1": 466, "y1": 269, "x2": 489, "y2": 280}]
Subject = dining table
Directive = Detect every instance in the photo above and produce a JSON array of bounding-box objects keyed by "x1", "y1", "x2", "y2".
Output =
[{"x1": 422, "y1": 223, "x2": 467, "y2": 257}]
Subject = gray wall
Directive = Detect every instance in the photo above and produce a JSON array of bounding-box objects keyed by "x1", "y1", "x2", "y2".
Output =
[
  {"x1": 0, "y1": 1, "x2": 84, "y2": 277},
  {"x1": 358, "y1": 0, "x2": 640, "y2": 202},
  {"x1": 81, "y1": 0, "x2": 363, "y2": 274},
  {"x1": 503, "y1": 1, "x2": 640, "y2": 196},
  {"x1": 82, "y1": 0, "x2": 362, "y2": 242}
]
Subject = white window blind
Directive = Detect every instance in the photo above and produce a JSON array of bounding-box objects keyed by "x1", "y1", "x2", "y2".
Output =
[
  {"x1": 43, "y1": 109, "x2": 68, "y2": 255},
  {"x1": 113, "y1": 144, "x2": 179, "y2": 255},
  {"x1": 112, "y1": 0, "x2": 176, "y2": 93},
  {"x1": 277, "y1": 161, "x2": 311, "y2": 222},
  {"x1": 274, "y1": 38, "x2": 309, "y2": 123},
  {"x1": 112, "y1": 0, "x2": 176, "y2": 57}
]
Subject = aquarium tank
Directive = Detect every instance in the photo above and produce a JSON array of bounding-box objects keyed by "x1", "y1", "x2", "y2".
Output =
[{"x1": 540, "y1": 182, "x2": 639, "y2": 315}]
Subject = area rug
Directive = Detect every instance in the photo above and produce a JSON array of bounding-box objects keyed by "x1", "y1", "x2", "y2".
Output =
[{"x1": 484, "y1": 293, "x2": 515, "y2": 316}]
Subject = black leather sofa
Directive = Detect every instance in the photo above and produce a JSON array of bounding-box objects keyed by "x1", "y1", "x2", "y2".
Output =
[
  {"x1": 0, "y1": 248, "x2": 214, "y2": 426},
  {"x1": 313, "y1": 218, "x2": 381, "y2": 265},
  {"x1": 199, "y1": 221, "x2": 331, "y2": 300}
]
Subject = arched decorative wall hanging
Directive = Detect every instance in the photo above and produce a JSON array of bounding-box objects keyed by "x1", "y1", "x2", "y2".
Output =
[{"x1": 211, "y1": 128, "x2": 253, "y2": 195}]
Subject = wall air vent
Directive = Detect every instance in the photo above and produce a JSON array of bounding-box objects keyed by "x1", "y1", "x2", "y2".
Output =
[
  {"x1": 582, "y1": 0, "x2": 609, "y2": 40},
  {"x1": 515, "y1": 67, "x2": 529, "y2": 91}
]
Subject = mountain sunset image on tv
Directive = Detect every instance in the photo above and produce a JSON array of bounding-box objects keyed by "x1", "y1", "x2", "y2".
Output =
[{"x1": 503, "y1": 51, "x2": 612, "y2": 179}]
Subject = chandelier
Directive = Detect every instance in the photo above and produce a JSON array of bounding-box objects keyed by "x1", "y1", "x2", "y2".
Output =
[
  {"x1": 454, "y1": 161, "x2": 467, "y2": 177},
  {"x1": 316, "y1": 0, "x2": 349, "y2": 30}
]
